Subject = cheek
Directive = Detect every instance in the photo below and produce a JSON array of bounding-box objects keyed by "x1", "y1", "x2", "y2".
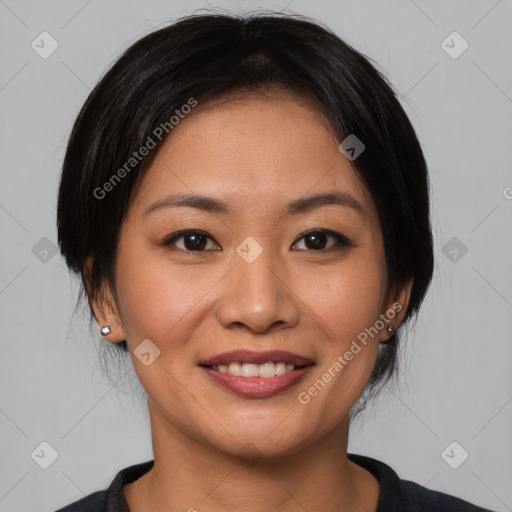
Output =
[
  {"x1": 298, "y1": 255, "x2": 387, "y2": 343},
  {"x1": 114, "y1": 249, "x2": 212, "y2": 345},
  {"x1": 294, "y1": 262, "x2": 385, "y2": 424}
]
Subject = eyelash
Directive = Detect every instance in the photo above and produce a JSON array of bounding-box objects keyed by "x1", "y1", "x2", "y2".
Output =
[{"x1": 162, "y1": 229, "x2": 354, "y2": 253}]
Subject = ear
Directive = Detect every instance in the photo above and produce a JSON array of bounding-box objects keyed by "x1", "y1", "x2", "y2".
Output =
[
  {"x1": 379, "y1": 277, "x2": 413, "y2": 342},
  {"x1": 83, "y1": 257, "x2": 127, "y2": 343}
]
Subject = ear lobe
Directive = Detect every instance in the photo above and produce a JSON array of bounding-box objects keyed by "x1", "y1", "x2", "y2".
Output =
[
  {"x1": 83, "y1": 257, "x2": 127, "y2": 343},
  {"x1": 380, "y1": 278, "x2": 414, "y2": 341},
  {"x1": 92, "y1": 286, "x2": 127, "y2": 343}
]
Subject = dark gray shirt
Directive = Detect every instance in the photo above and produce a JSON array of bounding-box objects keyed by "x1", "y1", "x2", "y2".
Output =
[{"x1": 55, "y1": 453, "x2": 497, "y2": 511}]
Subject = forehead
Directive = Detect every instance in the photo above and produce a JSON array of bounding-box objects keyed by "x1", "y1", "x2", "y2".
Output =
[{"x1": 129, "y1": 92, "x2": 379, "y2": 230}]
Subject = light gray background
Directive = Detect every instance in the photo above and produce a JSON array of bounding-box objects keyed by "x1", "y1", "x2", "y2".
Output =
[{"x1": 0, "y1": 1, "x2": 511, "y2": 511}]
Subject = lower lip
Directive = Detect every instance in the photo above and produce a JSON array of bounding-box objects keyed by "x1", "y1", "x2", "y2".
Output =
[{"x1": 200, "y1": 365, "x2": 313, "y2": 398}]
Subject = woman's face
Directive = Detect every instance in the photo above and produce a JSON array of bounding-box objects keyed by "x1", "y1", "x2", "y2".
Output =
[{"x1": 97, "y1": 92, "x2": 410, "y2": 458}]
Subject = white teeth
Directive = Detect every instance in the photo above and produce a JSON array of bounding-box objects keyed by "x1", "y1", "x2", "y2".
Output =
[
  {"x1": 258, "y1": 362, "x2": 275, "y2": 378},
  {"x1": 212, "y1": 361, "x2": 298, "y2": 378},
  {"x1": 275, "y1": 362, "x2": 286, "y2": 376},
  {"x1": 227, "y1": 362, "x2": 242, "y2": 376},
  {"x1": 242, "y1": 363, "x2": 259, "y2": 377}
]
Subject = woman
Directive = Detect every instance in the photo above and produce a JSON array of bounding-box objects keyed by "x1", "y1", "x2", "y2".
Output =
[{"x1": 55, "y1": 12, "x2": 496, "y2": 512}]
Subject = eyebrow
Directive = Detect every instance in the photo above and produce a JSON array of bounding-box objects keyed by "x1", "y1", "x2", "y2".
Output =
[{"x1": 143, "y1": 190, "x2": 367, "y2": 220}]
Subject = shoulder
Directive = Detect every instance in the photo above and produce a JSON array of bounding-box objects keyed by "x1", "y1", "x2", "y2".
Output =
[
  {"x1": 53, "y1": 460, "x2": 154, "y2": 512},
  {"x1": 347, "y1": 453, "x2": 497, "y2": 512},
  {"x1": 397, "y1": 478, "x2": 497, "y2": 511}
]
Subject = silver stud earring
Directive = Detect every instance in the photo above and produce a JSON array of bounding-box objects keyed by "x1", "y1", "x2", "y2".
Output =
[
  {"x1": 380, "y1": 325, "x2": 395, "y2": 344},
  {"x1": 101, "y1": 326, "x2": 111, "y2": 336}
]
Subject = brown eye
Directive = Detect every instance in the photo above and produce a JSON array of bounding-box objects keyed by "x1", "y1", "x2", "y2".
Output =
[
  {"x1": 164, "y1": 231, "x2": 220, "y2": 252},
  {"x1": 292, "y1": 230, "x2": 352, "y2": 251}
]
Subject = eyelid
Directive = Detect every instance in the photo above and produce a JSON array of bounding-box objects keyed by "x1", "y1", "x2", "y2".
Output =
[
  {"x1": 291, "y1": 228, "x2": 354, "y2": 250},
  {"x1": 163, "y1": 228, "x2": 354, "y2": 252},
  {"x1": 163, "y1": 229, "x2": 221, "y2": 250}
]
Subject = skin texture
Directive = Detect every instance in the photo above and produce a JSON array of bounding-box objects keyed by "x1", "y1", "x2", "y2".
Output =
[{"x1": 90, "y1": 91, "x2": 412, "y2": 512}]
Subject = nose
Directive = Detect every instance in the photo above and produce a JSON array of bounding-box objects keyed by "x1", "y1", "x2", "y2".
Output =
[{"x1": 215, "y1": 246, "x2": 300, "y2": 334}]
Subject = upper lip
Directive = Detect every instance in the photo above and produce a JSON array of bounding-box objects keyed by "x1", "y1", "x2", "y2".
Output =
[{"x1": 198, "y1": 350, "x2": 314, "y2": 367}]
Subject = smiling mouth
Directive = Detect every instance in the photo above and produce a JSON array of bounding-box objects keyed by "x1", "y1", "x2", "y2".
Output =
[
  {"x1": 200, "y1": 361, "x2": 315, "y2": 378},
  {"x1": 198, "y1": 349, "x2": 315, "y2": 397}
]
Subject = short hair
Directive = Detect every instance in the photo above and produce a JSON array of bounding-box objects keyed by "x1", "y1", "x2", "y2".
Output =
[{"x1": 57, "y1": 12, "x2": 434, "y2": 409}]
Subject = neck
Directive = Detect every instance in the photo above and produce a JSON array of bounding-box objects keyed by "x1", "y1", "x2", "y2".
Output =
[{"x1": 124, "y1": 402, "x2": 379, "y2": 512}]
